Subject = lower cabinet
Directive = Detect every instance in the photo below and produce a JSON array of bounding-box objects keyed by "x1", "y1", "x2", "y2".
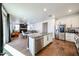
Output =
[
  {"x1": 59, "y1": 33, "x2": 65, "y2": 40},
  {"x1": 43, "y1": 35, "x2": 48, "y2": 47},
  {"x1": 47, "y1": 34, "x2": 53, "y2": 44},
  {"x1": 43, "y1": 34, "x2": 53, "y2": 47},
  {"x1": 66, "y1": 33, "x2": 75, "y2": 42},
  {"x1": 74, "y1": 34, "x2": 79, "y2": 49},
  {"x1": 28, "y1": 33, "x2": 53, "y2": 56},
  {"x1": 66, "y1": 33, "x2": 79, "y2": 49}
]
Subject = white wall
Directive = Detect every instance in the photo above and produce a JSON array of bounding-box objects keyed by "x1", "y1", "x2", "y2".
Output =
[
  {"x1": 27, "y1": 24, "x2": 35, "y2": 30},
  {"x1": 31, "y1": 18, "x2": 55, "y2": 38},
  {"x1": 32, "y1": 22, "x2": 42, "y2": 33},
  {"x1": 56, "y1": 14, "x2": 79, "y2": 29},
  {"x1": 10, "y1": 15, "x2": 20, "y2": 33}
]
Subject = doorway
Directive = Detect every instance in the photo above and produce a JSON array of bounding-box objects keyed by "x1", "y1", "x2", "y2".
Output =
[{"x1": 42, "y1": 22, "x2": 48, "y2": 34}]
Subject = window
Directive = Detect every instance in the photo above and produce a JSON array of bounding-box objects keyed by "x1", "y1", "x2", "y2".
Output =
[{"x1": 14, "y1": 25, "x2": 20, "y2": 32}]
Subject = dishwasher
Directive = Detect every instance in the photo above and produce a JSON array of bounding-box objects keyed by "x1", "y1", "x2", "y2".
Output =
[{"x1": 35, "y1": 36, "x2": 43, "y2": 53}]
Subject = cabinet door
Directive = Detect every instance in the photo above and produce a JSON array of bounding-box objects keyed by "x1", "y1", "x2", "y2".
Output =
[
  {"x1": 66, "y1": 33, "x2": 75, "y2": 42},
  {"x1": 43, "y1": 35, "x2": 48, "y2": 47},
  {"x1": 43, "y1": 34, "x2": 53, "y2": 47},
  {"x1": 59, "y1": 33, "x2": 65, "y2": 40},
  {"x1": 70, "y1": 34, "x2": 75, "y2": 42},
  {"x1": 66, "y1": 33, "x2": 71, "y2": 41},
  {"x1": 47, "y1": 34, "x2": 53, "y2": 44}
]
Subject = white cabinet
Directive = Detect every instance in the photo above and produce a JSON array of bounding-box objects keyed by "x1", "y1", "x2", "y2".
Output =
[
  {"x1": 28, "y1": 33, "x2": 53, "y2": 56},
  {"x1": 66, "y1": 33, "x2": 79, "y2": 49},
  {"x1": 47, "y1": 34, "x2": 53, "y2": 43},
  {"x1": 43, "y1": 34, "x2": 53, "y2": 47},
  {"x1": 74, "y1": 34, "x2": 79, "y2": 49},
  {"x1": 29, "y1": 36, "x2": 43, "y2": 56},
  {"x1": 66, "y1": 33, "x2": 75, "y2": 42},
  {"x1": 29, "y1": 37, "x2": 35, "y2": 56},
  {"x1": 59, "y1": 33, "x2": 65, "y2": 40},
  {"x1": 43, "y1": 35, "x2": 48, "y2": 47}
]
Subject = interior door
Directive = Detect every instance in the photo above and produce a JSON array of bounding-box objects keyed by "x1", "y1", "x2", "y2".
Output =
[{"x1": 42, "y1": 22, "x2": 48, "y2": 34}]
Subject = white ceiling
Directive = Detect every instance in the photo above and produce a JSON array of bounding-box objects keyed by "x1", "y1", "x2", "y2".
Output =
[{"x1": 3, "y1": 3, "x2": 79, "y2": 24}]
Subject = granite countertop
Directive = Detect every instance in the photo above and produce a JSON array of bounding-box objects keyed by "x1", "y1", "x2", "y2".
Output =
[
  {"x1": 60, "y1": 31, "x2": 79, "y2": 36},
  {"x1": 27, "y1": 33, "x2": 52, "y2": 38},
  {"x1": 27, "y1": 33, "x2": 42, "y2": 38}
]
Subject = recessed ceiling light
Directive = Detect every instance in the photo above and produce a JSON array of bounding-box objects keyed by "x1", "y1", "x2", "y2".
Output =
[
  {"x1": 68, "y1": 9, "x2": 72, "y2": 13},
  {"x1": 43, "y1": 8, "x2": 47, "y2": 12}
]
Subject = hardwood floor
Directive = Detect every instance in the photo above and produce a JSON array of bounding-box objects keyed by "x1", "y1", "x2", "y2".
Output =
[
  {"x1": 36, "y1": 39, "x2": 78, "y2": 56},
  {"x1": 8, "y1": 34, "x2": 32, "y2": 56},
  {"x1": 8, "y1": 34, "x2": 78, "y2": 56}
]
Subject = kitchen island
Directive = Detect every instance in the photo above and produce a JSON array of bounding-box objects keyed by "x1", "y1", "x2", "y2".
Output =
[{"x1": 27, "y1": 33, "x2": 53, "y2": 56}]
